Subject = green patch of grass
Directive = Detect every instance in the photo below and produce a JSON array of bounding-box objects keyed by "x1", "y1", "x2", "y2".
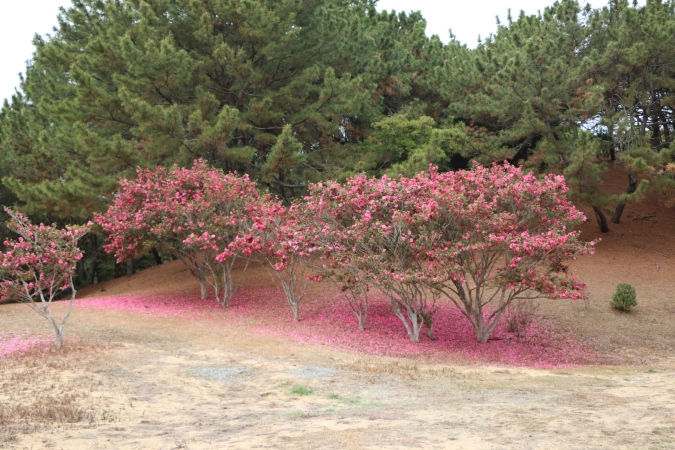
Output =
[
  {"x1": 290, "y1": 386, "x2": 312, "y2": 396},
  {"x1": 327, "y1": 392, "x2": 340, "y2": 399},
  {"x1": 338, "y1": 396, "x2": 384, "y2": 408}
]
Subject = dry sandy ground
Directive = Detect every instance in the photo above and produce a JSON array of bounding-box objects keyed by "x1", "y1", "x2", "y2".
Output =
[{"x1": 1, "y1": 300, "x2": 675, "y2": 450}]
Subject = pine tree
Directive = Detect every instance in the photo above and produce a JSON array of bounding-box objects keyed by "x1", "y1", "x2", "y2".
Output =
[
  {"x1": 441, "y1": 1, "x2": 611, "y2": 230},
  {"x1": 589, "y1": 0, "x2": 675, "y2": 223},
  {"x1": 0, "y1": 0, "x2": 384, "y2": 218}
]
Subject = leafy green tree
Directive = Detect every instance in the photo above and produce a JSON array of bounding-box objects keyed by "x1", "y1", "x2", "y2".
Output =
[
  {"x1": 589, "y1": 0, "x2": 675, "y2": 223},
  {"x1": 353, "y1": 113, "x2": 469, "y2": 177},
  {"x1": 442, "y1": 1, "x2": 612, "y2": 229},
  {"x1": 0, "y1": 0, "x2": 384, "y2": 213}
]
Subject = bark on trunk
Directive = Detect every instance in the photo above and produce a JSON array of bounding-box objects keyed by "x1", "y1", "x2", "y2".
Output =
[
  {"x1": 607, "y1": 123, "x2": 616, "y2": 161},
  {"x1": 151, "y1": 248, "x2": 163, "y2": 265},
  {"x1": 221, "y1": 272, "x2": 235, "y2": 307},
  {"x1": 52, "y1": 324, "x2": 64, "y2": 350},
  {"x1": 661, "y1": 112, "x2": 672, "y2": 146},
  {"x1": 86, "y1": 234, "x2": 98, "y2": 286},
  {"x1": 423, "y1": 315, "x2": 436, "y2": 340},
  {"x1": 292, "y1": 302, "x2": 300, "y2": 322},
  {"x1": 392, "y1": 306, "x2": 423, "y2": 343},
  {"x1": 358, "y1": 315, "x2": 366, "y2": 331},
  {"x1": 47, "y1": 277, "x2": 76, "y2": 350},
  {"x1": 48, "y1": 313, "x2": 65, "y2": 349},
  {"x1": 114, "y1": 261, "x2": 125, "y2": 278},
  {"x1": 199, "y1": 276, "x2": 207, "y2": 300},
  {"x1": 593, "y1": 206, "x2": 610, "y2": 233},
  {"x1": 611, "y1": 171, "x2": 637, "y2": 224},
  {"x1": 476, "y1": 328, "x2": 490, "y2": 344},
  {"x1": 651, "y1": 123, "x2": 661, "y2": 149},
  {"x1": 76, "y1": 257, "x2": 86, "y2": 287},
  {"x1": 126, "y1": 259, "x2": 135, "y2": 277}
]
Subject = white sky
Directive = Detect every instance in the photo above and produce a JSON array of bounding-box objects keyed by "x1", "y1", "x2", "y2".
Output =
[{"x1": 0, "y1": 0, "x2": 645, "y2": 105}]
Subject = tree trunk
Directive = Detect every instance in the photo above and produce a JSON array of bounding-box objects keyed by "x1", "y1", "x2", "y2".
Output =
[
  {"x1": 114, "y1": 261, "x2": 125, "y2": 278},
  {"x1": 47, "y1": 310, "x2": 65, "y2": 349},
  {"x1": 47, "y1": 279, "x2": 76, "y2": 350},
  {"x1": 607, "y1": 122, "x2": 616, "y2": 161},
  {"x1": 199, "y1": 276, "x2": 207, "y2": 300},
  {"x1": 221, "y1": 271, "x2": 234, "y2": 307},
  {"x1": 651, "y1": 123, "x2": 661, "y2": 149},
  {"x1": 76, "y1": 257, "x2": 86, "y2": 288},
  {"x1": 592, "y1": 206, "x2": 610, "y2": 233},
  {"x1": 423, "y1": 315, "x2": 436, "y2": 340},
  {"x1": 86, "y1": 234, "x2": 98, "y2": 286},
  {"x1": 151, "y1": 248, "x2": 163, "y2": 265},
  {"x1": 126, "y1": 259, "x2": 135, "y2": 277},
  {"x1": 87, "y1": 255, "x2": 98, "y2": 286},
  {"x1": 611, "y1": 171, "x2": 637, "y2": 224},
  {"x1": 661, "y1": 112, "x2": 672, "y2": 147},
  {"x1": 392, "y1": 305, "x2": 422, "y2": 343},
  {"x1": 52, "y1": 324, "x2": 64, "y2": 350},
  {"x1": 292, "y1": 302, "x2": 300, "y2": 322},
  {"x1": 476, "y1": 327, "x2": 490, "y2": 344}
]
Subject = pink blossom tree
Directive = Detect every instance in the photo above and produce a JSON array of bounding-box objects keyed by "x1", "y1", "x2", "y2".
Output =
[
  {"x1": 424, "y1": 162, "x2": 595, "y2": 342},
  {"x1": 0, "y1": 208, "x2": 90, "y2": 349},
  {"x1": 305, "y1": 174, "x2": 442, "y2": 342},
  {"x1": 96, "y1": 160, "x2": 259, "y2": 306},
  {"x1": 227, "y1": 199, "x2": 316, "y2": 322},
  {"x1": 306, "y1": 163, "x2": 595, "y2": 343}
]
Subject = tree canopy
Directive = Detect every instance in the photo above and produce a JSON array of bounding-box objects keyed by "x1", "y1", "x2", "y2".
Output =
[{"x1": 3, "y1": 0, "x2": 675, "y2": 285}]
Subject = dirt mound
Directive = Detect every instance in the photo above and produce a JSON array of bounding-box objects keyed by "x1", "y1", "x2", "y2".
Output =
[{"x1": 78, "y1": 259, "x2": 202, "y2": 299}]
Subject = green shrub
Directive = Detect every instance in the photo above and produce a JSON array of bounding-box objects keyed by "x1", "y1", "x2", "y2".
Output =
[
  {"x1": 290, "y1": 386, "x2": 312, "y2": 396},
  {"x1": 611, "y1": 283, "x2": 637, "y2": 311}
]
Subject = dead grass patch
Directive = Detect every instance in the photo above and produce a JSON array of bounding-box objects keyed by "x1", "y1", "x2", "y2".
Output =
[
  {"x1": 0, "y1": 341, "x2": 116, "y2": 438},
  {"x1": 339, "y1": 358, "x2": 458, "y2": 380}
]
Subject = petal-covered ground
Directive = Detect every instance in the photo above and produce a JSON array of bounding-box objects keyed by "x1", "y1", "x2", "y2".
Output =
[
  {"x1": 72, "y1": 287, "x2": 602, "y2": 368},
  {"x1": 0, "y1": 332, "x2": 58, "y2": 358}
]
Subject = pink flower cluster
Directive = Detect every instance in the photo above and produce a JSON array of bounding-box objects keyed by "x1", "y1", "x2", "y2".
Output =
[
  {"x1": 97, "y1": 160, "x2": 596, "y2": 345},
  {"x1": 0, "y1": 208, "x2": 89, "y2": 304},
  {"x1": 304, "y1": 162, "x2": 595, "y2": 343},
  {"x1": 96, "y1": 160, "x2": 260, "y2": 306}
]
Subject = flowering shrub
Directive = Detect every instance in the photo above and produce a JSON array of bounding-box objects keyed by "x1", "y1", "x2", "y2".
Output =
[
  {"x1": 306, "y1": 163, "x2": 595, "y2": 343},
  {"x1": 96, "y1": 160, "x2": 259, "y2": 306},
  {"x1": 425, "y1": 163, "x2": 594, "y2": 342},
  {"x1": 305, "y1": 173, "x2": 443, "y2": 342},
  {"x1": 225, "y1": 199, "x2": 317, "y2": 321},
  {"x1": 95, "y1": 159, "x2": 595, "y2": 345},
  {"x1": 0, "y1": 208, "x2": 89, "y2": 349}
]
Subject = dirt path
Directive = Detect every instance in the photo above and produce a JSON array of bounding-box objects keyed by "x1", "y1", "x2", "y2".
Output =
[{"x1": 2, "y1": 310, "x2": 674, "y2": 450}]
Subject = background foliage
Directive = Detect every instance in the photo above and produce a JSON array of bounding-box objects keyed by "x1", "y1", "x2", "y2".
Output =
[{"x1": 2, "y1": 0, "x2": 675, "y2": 287}]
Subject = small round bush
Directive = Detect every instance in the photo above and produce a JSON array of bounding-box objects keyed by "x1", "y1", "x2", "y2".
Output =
[{"x1": 611, "y1": 283, "x2": 637, "y2": 311}]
